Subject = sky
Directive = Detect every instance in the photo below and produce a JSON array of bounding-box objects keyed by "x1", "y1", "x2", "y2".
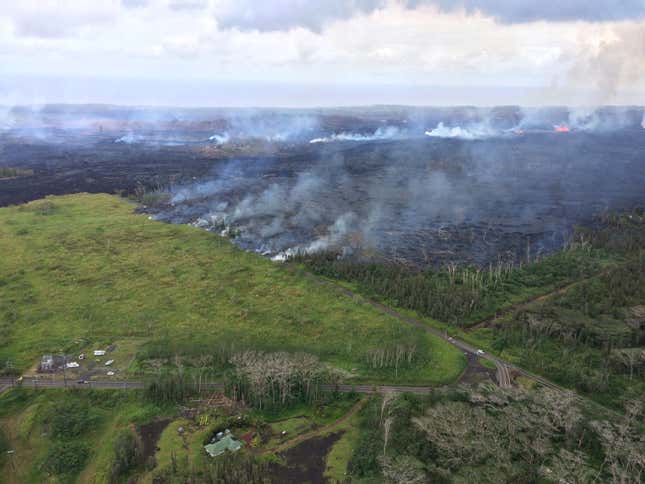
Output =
[{"x1": 1, "y1": 0, "x2": 644, "y2": 107}]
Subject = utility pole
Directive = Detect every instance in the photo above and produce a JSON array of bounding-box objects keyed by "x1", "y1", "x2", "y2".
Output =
[
  {"x1": 6, "y1": 450, "x2": 16, "y2": 473},
  {"x1": 62, "y1": 354, "x2": 67, "y2": 388}
]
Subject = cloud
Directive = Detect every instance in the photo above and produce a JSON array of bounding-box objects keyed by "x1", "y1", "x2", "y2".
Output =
[
  {"x1": 214, "y1": 0, "x2": 386, "y2": 32},
  {"x1": 213, "y1": 0, "x2": 645, "y2": 32},
  {"x1": 427, "y1": 0, "x2": 645, "y2": 24},
  {"x1": 168, "y1": 0, "x2": 209, "y2": 11},
  {"x1": 121, "y1": 0, "x2": 149, "y2": 8},
  {"x1": 563, "y1": 23, "x2": 645, "y2": 103},
  {"x1": 6, "y1": 1, "x2": 119, "y2": 39},
  {"x1": 1, "y1": 0, "x2": 644, "y2": 105}
]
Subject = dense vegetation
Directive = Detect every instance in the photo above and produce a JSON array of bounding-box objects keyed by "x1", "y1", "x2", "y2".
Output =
[
  {"x1": 110, "y1": 428, "x2": 144, "y2": 481},
  {"x1": 225, "y1": 351, "x2": 328, "y2": 410},
  {"x1": 0, "y1": 385, "x2": 361, "y2": 483},
  {"x1": 471, "y1": 211, "x2": 645, "y2": 408},
  {"x1": 0, "y1": 388, "x2": 169, "y2": 483},
  {"x1": 144, "y1": 373, "x2": 201, "y2": 405},
  {"x1": 485, "y1": 264, "x2": 644, "y2": 407},
  {"x1": 1, "y1": 194, "x2": 642, "y2": 481},
  {"x1": 0, "y1": 194, "x2": 464, "y2": 384},
  {"x1": 348, "y1": 385, "x2": 644, "y2": 483},
  {"x1": 294, "y1": 237, "x2": 609, "y2": 325},
  {"x1": 296, "y1": 210, "x2": 645, "y2": 408}
]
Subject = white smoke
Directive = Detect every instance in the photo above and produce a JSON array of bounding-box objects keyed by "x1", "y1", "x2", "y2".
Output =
[
  {"x1": 0, "y1": 104, "x2": 16, "y2": 131},
  {"x1": 115, "y1": 132, "x2": 144, "y2": 144},
  {"x1": 424, "y1": 122, "x2": 498, "y2": 140},
  {"x1": 310, "y1": 126, "x2": 402, "y2": 143},
  {"x1": 171, "y1": 179, "x2": 229, "y2": 204},
  {"x1": 208, "y1": 132, "x2": 230, "y2": 144},
  {"x1": 566, "y1": 107, "x2": 634, "y2": 132},
  {"x1": 642, "y1": 112, "x2": 645, "y2": 129},
  {"x1": 228, "y1": 113, "x2": 318, "y2": 142},
  {"x1": 272, "y1": 212, "x2": 357, "y2": 261}
]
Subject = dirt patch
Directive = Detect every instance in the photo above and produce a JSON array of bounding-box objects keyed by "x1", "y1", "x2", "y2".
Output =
[
  {"x1": 139, "y1": 418, "x2": 171, "y2": 461},
  {"x1": 269, "y1": 432, "x2": 344, "y2": 484},
  {"x1": 459, "y1": 352, "x2": 496, "y2": 385}
]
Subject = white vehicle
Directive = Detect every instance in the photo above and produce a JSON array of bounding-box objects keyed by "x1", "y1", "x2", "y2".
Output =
[
  {"x1": 93, "y1": 350, "x2": 106, "y2": 356},
  {"x1": 105, "y1": 359, "x2": 114, "y2": 366},
  {"x1": 476, "y1": 349, "x2": 485, "y2": 355}
]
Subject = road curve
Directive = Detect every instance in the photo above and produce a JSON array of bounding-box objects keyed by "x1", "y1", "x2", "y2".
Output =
[
  {"x1": 0, "y1": 274, "x2": 586, "y2": 401},
  {"x1": 299, "y1": 271, "x2": 580, "y2": 395}
]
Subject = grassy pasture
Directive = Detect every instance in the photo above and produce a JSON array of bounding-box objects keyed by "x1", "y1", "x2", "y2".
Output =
[{"x1": 0, "y1": 193, "x2": 464, "y2": 384}]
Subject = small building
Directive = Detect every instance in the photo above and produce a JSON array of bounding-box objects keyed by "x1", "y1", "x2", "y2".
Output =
[
  {"x1": 204, "y1": 434, "x2": 242, "y2": 458},
  {"x1": 40, "y1": 355, "x2": 54, "y2": 371},
  {"x1": 94, "y1": 350, "x2": 106, "y2": 357},
  {"x1": 38, "y1": 355, "x2": 66, "y2": 373}
]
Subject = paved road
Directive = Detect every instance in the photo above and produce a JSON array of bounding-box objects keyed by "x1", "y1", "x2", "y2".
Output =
[
  {"x1": 300, "y1": 273, "x2": 512, "y2": 383},
  {"x1": 0, "y1": 273, "x2": 580, "y2": 400},
  {"x1": 0, "y1": 378, "x2": 438, "y2": 395},
  {"x1": 300, "y1": 271, "x2": 574, "y2": 395},
  {"x1": 0, "y1": 381, "x2": 12, "y2": 395}
]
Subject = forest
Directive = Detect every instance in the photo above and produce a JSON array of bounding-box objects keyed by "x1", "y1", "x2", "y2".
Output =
[{"x1": 348, "y1": 385, "x2": 644, "y2": 483}]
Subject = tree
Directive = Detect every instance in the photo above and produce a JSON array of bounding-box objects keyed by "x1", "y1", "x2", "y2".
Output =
[
  {"x1": 111, "y1": 428, "x2": 143, "y2": 481},
  {"x1": 591, "y1": 400, "x2": 645, "y2": 484},
  {"x1": 379, "y1": 455, "x2": 428, "y2": 484},
  {"x1": 227, "y1": 351, "x2": 326, "y2": 409},
  {"x1": 44, "y1": 441, "x2": 89, "y2": 475}
]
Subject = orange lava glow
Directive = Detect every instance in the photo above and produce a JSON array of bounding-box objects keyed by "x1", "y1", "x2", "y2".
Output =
[{"x1": 554, "y1": 125, "x2": 570, "y2": 133}]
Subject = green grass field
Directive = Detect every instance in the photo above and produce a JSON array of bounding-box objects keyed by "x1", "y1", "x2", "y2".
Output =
[{"x1": 0, "y1": 193, "x2": 464, "y2": 384}]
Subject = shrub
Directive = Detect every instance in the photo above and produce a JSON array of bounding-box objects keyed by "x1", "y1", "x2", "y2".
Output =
[
  {"x1": 111, "y1": 428, "x2": 143, "y2": 481},
  {"x1": 144, "y1": 373, "x2": 198, "y2": 404},
  {"x1": 0, "y1": 425, "x2": 9, "y2": 455},
  {"x1": 49, "y1": 400, "x2": 94, "y2": 438},
  {"x1": 44, "y1": 441, "x2": 89, "y2": 475}
]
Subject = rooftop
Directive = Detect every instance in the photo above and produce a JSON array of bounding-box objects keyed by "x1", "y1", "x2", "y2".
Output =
[{"x1": 204, "y1": 434, "x2": 242, "y2": 458}]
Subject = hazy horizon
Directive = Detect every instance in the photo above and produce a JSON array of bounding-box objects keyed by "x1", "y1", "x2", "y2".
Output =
[
  {"x1": 2, "y1": 1, "x2": 645, "y2": 107},
  {"x1": 3, "y1": 76, "x2": 645, "y2": 109}
]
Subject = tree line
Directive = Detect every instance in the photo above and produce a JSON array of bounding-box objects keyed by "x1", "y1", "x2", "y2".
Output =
[
  {"x1": 225, "y1": 351, "x2": 328, "y2": 410},
  {"x1": 292, "y1": 243, "x2": 602, "y2": 324}
]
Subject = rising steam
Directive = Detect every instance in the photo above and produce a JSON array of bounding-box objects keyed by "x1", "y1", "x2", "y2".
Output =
[
  {"x1": 154, "y1": 110, "x2": 645, "y2": 267},
  {"x1": 310, "y1": 126, "x2": 402, "y2": 143},
  {"x1": 424, "y1": 122, "x2": 499, "y2": 140}
]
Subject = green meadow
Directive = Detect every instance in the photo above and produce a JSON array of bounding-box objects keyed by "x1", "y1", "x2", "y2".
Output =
[{"x1": 0, "y1": 193, "x2": 464, "y2": 384}]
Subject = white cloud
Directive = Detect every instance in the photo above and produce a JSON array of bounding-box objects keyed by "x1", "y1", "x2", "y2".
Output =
[
  {"x1": 5, "y1": 0, "x2": 120, "y2": 39},
  {"x1": 0, "y1": 1, "x2": 643, "y2": 105}
]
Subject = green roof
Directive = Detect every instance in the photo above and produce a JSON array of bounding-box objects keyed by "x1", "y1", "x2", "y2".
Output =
[{"x1": 204, "y1": 435, "x2": 242, "y2": 457}]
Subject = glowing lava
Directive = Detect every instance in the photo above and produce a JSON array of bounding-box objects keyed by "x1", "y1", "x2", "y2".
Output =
[{"x1": 554, "y1": 125, "x2": 570, "y2": 133}]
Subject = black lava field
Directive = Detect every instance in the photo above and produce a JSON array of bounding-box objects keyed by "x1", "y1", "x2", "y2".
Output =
[{"x1": 2, "y1": 105, "x2": 644, "y2": 266}]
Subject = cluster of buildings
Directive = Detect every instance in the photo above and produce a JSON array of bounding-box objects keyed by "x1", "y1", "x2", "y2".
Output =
[{"x1": 38, "y1": 347, "x2": 116, "y2": 375}]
